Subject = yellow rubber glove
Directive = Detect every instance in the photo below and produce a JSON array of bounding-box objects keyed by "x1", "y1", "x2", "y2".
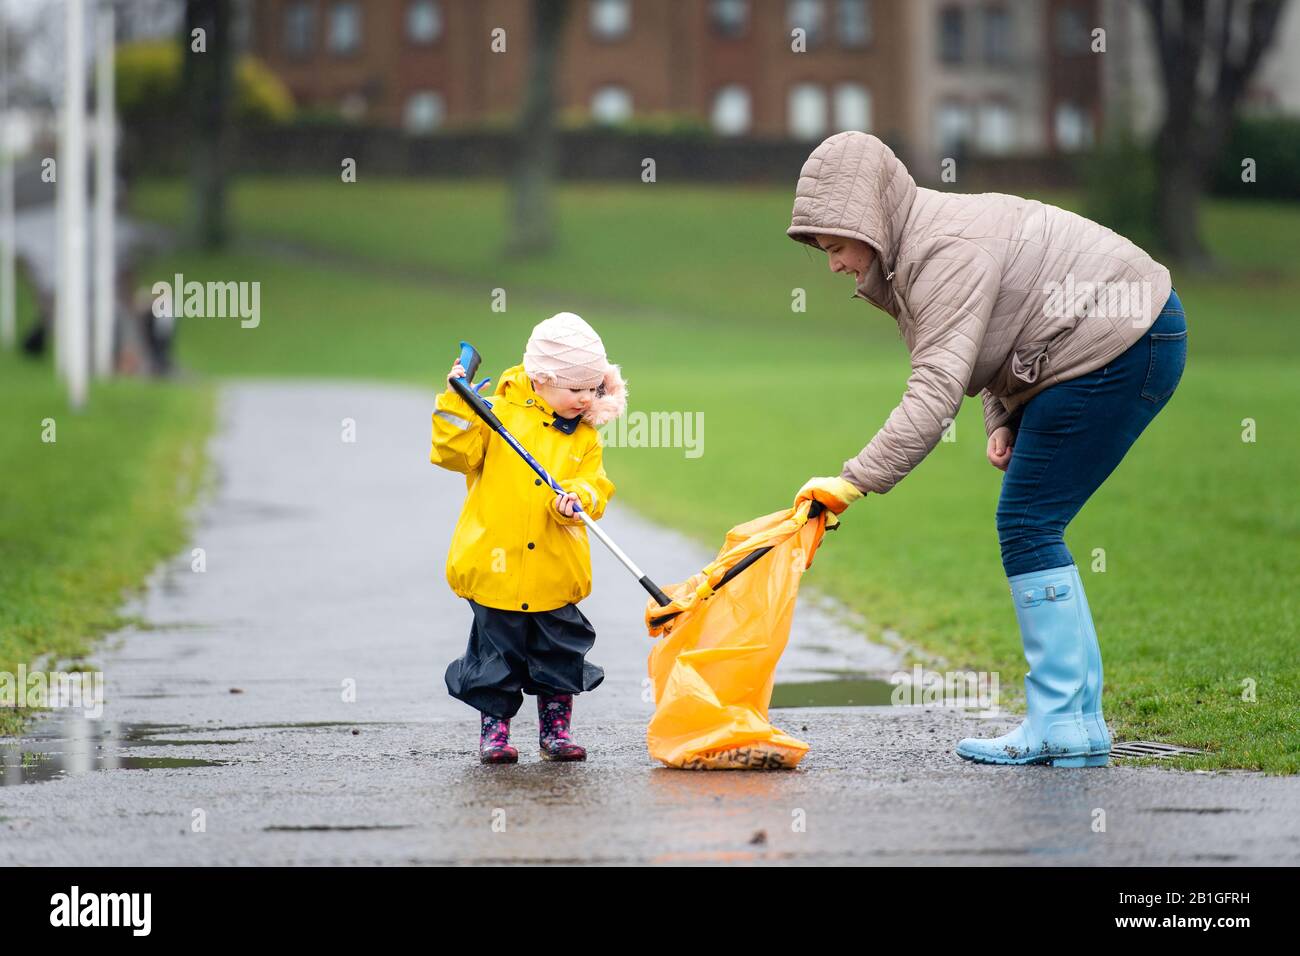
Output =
[{"x1": 794, "y1": 476, "x2": 864, "y2": 515}]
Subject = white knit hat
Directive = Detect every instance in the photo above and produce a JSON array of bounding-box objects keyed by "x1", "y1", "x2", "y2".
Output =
[
  {"x1": 523, "y1": 312, "x2": 628, "y2": 426},
  {"x1": 523, "y1": 312, "x2": 608, "y2": 388}
]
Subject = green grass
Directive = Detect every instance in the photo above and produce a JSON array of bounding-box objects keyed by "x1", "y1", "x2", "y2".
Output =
[
  {"x1": 0, "y1": 276, "x2": 215, "y2": 734},
  {"x1": 129, "y1": 176, "x2": 1300, "y2": 773},
  {"x1": 130, "y1": 177, "x2": 884, "y2": 338}
]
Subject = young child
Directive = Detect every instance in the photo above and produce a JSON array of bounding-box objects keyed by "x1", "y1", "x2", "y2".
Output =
[{"x1": 431, "y1": 313, "x2": 627, "y2": 764}]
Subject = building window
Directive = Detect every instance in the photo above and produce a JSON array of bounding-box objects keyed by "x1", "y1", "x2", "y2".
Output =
[
  {"x1": 788, "y1": 83, "x2": 828, "y2": 140},
  {"x1": 787, "y1": 0, "x2": 826, "y2": 47},
  {"x1": 936, "y1": 100, "x2": 973, "y2": 154},
  {"x1": 590, "y1": 0, "x2": 631, "y2": 39},
  {"x1": 711, "y1": 85, "x2": 751, "y2": 135},
  {"x1": 1054, "y1": 101, "x2": 1094, "y2": 150},
  {"x1": 709, "y1": 0, "x2": 748, "y2": 37},
  {"x1": 833, "y1": 82, "x2": 871, "y2": 132},
  {"x1": 404, "y1": 91, "x2": 445, "y2": 133},
  {"x1": 407, "y1": 0, "x2": 442, "y2": 44},
  {"x1": 1055, "y1": 5, "x2": 1089, "y2": 53},
  {"x1": 283, "y1": 1, "x2": 314, "y2": 56},
  {"x1": 837, "y1": 0, "x2": 870, "y2": 47},
  {"x1": 976, "y1": 100, "x2": 1015, "y2": 153},
  {"x1": 328, "y1": 2, "x2": 362, "y2": 54},
  {"x1": 938, "y1": 6, "x2": 964, "y2": 63},
  {"x1": 983, "y1": 5, "x2": 1010, "y2": 63},
  {"x1": 591, "y1": 85, "x2": 633, "y2": 124}
]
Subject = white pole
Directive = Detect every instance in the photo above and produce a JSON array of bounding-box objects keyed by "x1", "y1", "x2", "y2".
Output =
[
  {"x1": 0, "y1": 5, "x2": 15, "y2": 351},
  {"x1": 60, "y1": 0, "x2": 88, "y2": 408},
  {"x1": 55, "y1": 26, "x2": 66, "y2": 379},
  {"x1": 93, "y1": 1, "x2": 113, "y2": 377}
]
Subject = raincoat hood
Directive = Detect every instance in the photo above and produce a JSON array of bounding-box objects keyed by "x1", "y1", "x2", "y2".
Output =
[
  {"x1": 787, "y1": 131, "x2": 918, "y2": 315},
  {"x1": 498, "y1": 361, "x2": 628, "y2": 429}
]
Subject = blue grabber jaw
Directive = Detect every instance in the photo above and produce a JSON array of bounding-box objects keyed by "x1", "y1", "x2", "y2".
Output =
[
  {"x1": 457, "y1": 341, "x2": 482, "y2": 380},
  {"x1": 457, "y1": 341, "x2": 492, "y2": 405}
]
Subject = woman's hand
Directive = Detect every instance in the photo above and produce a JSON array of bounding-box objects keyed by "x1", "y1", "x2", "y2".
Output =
[
  {"x1": 554, "y1": 492, "x2": 580, "y2": 518},
  {"x1": 795, "y1": 476, "x2": 864, "y2": 514},
  {"x1": 446, "y1": 361, "x2": 466, "y2": 389},
  {"x1": 987, "y1": 427, "x2": 1014, "y2": 471}
]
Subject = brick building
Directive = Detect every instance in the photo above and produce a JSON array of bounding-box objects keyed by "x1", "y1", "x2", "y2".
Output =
[{"x1": 248, "y1": 0, "x2": 1106, "y2": 169}]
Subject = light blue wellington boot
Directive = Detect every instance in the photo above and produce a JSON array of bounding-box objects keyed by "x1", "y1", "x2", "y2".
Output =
[
  {"x1": 956, "y1": 565, "x2": 1092, "y2": 767},
  {"x1": 1067, "y1": 564, "x2": 1111, "y2": 766}
]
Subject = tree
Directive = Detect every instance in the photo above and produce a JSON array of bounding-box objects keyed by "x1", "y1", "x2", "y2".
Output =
[
  {"x1": 182, "y1": 0, "x2": 233, "y2": 250},
  {"x1": 1143, "y1": 0, "x2": 1289, "y2": 265},
  {"x1": 509, "y1": 0, "x2": 571, "y2": 256}
]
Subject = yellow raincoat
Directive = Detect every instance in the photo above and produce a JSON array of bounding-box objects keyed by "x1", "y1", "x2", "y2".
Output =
[{"x1": 431, "y1": 364, "x2": 615, "y2": 612}]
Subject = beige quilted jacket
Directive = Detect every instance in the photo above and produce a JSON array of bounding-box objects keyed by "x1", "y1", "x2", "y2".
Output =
[{"x1": 789, "y1": 132, "x2": 1172, "y2": 495}]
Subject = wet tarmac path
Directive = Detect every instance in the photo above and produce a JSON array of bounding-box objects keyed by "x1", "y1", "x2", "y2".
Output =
[{"x1": 3, "y1": 383, "x2": 1296, "y2": 865}]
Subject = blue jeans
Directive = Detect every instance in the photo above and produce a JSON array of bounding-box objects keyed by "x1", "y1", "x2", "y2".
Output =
[{"x1": 996, "y1": 289, "x2": 1187, "y2": 577}]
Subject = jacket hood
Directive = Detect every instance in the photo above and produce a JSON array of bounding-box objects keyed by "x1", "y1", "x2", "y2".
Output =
[
  {"x1": 787, "y1": 132, "x2": 918, "y2": 313},
  {"x1": 496, "y1": 362, "x2": 628, "y2": 428}
]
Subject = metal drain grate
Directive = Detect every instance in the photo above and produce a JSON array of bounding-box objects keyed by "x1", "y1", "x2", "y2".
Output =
[{"x1": 1111, "y1": 740, "x2": 1206, "y2": 758}]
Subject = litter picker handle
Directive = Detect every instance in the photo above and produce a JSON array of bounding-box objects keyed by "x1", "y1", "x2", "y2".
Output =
[
  {"x1": 457, "y1": 342, "x2": 481, "y2": 380},
  {"x1": 449, "y1": 343, "x2": 504, "y2": 432},
  {"x1": 448, "y1": 340, "x2": 569, "y2": 502}
]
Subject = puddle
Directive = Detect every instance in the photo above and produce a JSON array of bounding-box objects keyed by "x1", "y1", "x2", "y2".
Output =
[
  {"x1": 206, "y1": 499, "x2": 314, "y2": 526},
  {"x1": 1145, "y1": 807, "x2": 1244, "y2": 815},
  {"x1": 128, "y1": 621, "x2": 221, "y2": 633},
  {"x1": 125, "y1": 738, "x2": 247, "y2": 746},
  {"x1": 0, "y1": 718, "x2": 393, "y2": 785},
  {"x1": 1, "y1": 719, "x2": 232, "y2": 785},
  {"x1": 264, "y1": 824, "x2": 412, "y2": 832},
  {"x1": 771, "y1": 675, "x2": 896, "y2": 708},
  {"x1": 208, "y1": 721, "x2": 373, "y2": 732}
]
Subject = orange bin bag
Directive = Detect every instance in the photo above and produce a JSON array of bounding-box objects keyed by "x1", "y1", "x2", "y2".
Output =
[{"x1": 644, "y1": 499, "x2": 835, "y2": 770}]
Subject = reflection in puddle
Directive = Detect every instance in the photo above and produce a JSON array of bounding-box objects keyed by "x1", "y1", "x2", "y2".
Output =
[
  {"x1": 771, "y1": 675, "x2": 895, "y2": 708},
  {"x1": 1, "y1": 719, "x2": 231, "y2": 785}
]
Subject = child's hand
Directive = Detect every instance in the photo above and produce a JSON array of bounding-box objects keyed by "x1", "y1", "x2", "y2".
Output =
[
  {"x1": 554, "y1": 492, "x2": 580, "y2": 518},
  {"x1": 446, "y1": 361, "x2": 466, "y2": 389}
]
